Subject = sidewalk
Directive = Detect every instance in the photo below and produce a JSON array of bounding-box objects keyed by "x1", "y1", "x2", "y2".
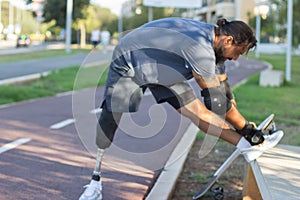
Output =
[
  {"x1": 257, "y1": 145, "x2": 300, "y2": 199},
  {"x1": 0, "y1": 40, "x2": 58, "y2": 55}
]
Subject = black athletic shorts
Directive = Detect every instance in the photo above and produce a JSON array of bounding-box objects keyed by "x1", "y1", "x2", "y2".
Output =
[{"x1": 102, "y1": 66, "x2": 196, "y2": 112}]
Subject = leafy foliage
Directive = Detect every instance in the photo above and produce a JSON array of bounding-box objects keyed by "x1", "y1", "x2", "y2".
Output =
[
  {"x1": 122, "y1": 6, "x2": 181, "y2": 31},
  {"x1": 80, "y1": 4, "x2": 117, "y2": 33},
  {"x1": 43, "y1": 0, "x2": 89, "y2": 27}
]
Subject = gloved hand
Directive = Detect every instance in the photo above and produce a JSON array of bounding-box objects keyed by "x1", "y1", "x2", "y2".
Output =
[{"x1": 237, "y1": 121, "x2": 264, "y2": 145}]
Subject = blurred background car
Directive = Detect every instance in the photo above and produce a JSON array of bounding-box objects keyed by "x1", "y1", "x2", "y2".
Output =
[{"x1": 16, "y1": 35, "x2": 31, "y2": 48}]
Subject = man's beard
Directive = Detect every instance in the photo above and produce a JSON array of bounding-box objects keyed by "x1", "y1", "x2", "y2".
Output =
[{"x1": 214, "y1": 46, "x2": 226, "y2": 64}]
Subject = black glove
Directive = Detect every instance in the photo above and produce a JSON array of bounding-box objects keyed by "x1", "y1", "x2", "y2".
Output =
[{"x1": 237, "y1": 122, "x2": 265, "y2": 145}]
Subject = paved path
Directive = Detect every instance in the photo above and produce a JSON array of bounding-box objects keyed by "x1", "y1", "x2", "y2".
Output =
[
  {"x1": 0, "y1": 49, "x2": 270, "y2": 200},
  {"x1": 0, "y1": 44, "x2": 113, "y2": 80},
  {"x1": 257, "y1": 145, "x2": 300, "y2": 199}
]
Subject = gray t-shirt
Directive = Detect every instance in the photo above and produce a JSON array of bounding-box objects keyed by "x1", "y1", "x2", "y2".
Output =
[{"x1": 111, "y1": 18, "x2": 217, "y2": 86}]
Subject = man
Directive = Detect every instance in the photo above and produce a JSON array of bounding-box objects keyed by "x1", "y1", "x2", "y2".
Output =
[
  {"x1": 100, "y1": 27, "x2": 111, "y2": 47},
  {"x1": 79, "y1": 18, "x2": 283, "y2": 200},
  {"x1": 91, "y1": 28, "x2": 101, "y2": 50}
]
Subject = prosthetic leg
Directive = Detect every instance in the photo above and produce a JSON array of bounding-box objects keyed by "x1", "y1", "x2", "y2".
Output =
[
  {"x1": 91, "y1": 148, "x2": 105, "y2": 181},
  {"x1": 93, "y1": 103, "x2": 123, "y2": 178},
  {"x1": 79, "y1": 103, "x2": 122, "y2": 200}
]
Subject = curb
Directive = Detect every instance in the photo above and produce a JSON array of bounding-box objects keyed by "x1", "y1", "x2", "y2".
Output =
[
  {"x1": 0, "y1": 72, "x2": 50, "y2": 86},
  {"x1": 145, "y1": 123, "x2": 199, "y2": 200}
]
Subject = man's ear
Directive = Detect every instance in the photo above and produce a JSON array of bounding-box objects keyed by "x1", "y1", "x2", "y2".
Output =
[{"x1": 224, "y1": 36, "x2": 234, "y2": 45}]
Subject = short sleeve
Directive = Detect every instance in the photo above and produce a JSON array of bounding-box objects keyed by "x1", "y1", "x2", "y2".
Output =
[{"x1": 181, "y1": 39, "x2": 216, "y2": 78}]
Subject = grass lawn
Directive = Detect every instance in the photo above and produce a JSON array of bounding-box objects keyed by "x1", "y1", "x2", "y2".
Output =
[
  {"x1": 0, "y1": 63, "x2": 109, "y2": 105},
  {"x1": 235, "y1": 54, "x2": 300, "y2": 124},
  {"x1": 234, "y1": 53, "x2": 300, "y2": 145},
  {"x1": 0, "y1": 48, "x2": 91, "y2": 63}
]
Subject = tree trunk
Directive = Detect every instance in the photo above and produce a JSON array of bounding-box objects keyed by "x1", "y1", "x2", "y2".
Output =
[{"x1": 80, "y1": 22, "x2": 86, "y2": 48}]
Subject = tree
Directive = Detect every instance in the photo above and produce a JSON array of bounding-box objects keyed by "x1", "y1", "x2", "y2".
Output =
[
  {"x1": 43, "y1": 0, "x2": 89, "y2": 28},
  {"x1": 77, "y1": 4, "x2": 117, "y2": 47},
  {"x1": 27, "y1": 1, "x2": 118, "y2": 45},
  {"x1": 122, "y1": 6, "x2": 177, "y2": 32},
  {"x1": 81, "y1": 4, "x2": 117, "y2": 33}
]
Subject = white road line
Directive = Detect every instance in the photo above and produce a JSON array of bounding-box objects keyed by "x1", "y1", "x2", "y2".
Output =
[
  {"x1": 144, "y1": 90, "x2": 152, "y2": 96},
  {"x1": 84, "y1": 60, "x2": 109, "y2": 68},
  {"x1": 90, "y1": 108, "x2": 102, "y2": 114},
  {"x1": 56, "y1": 91, "x2": 74, "y2": 97},
  {"x1": 50, "y1": 119, "x2": 75, "y2": 129},
  {"x1": 0, "y1": 138, "x2": 32, "y2": 154}
]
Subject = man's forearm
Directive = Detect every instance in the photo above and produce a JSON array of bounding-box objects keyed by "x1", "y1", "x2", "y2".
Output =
[{"x1": 225, "y1": 105, "x2": 247, "y2": 130}]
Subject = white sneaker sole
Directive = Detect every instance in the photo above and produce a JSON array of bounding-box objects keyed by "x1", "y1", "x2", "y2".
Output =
[{"x1": 79, "y1": 180, "x2": 103, "y2": 200}]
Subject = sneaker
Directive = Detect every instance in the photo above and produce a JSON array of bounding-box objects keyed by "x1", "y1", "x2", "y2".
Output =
[
  {"x1": 79, "y1": 180, "x2": 102, "y2": 200},
  {"x1": 241, "y1": 130, "x2": 284, "y2": 162}
]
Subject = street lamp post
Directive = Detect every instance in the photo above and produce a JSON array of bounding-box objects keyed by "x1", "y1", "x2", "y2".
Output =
[
  {"x1": 255, "y1": 0, "x2": 293, "y2": 81},
  {"x1": 65, "y1": 0, "x2": 73, "y2": 53},
  {"x1": 118, "y1": 13, "x2": 123, "y2": 39},
  {"x1": 0, "y1": 1, "x2": 2, "y2": 27},
  {"x1": 255, "y1": 12, "x2": 261, "y2": 58},
  {"x1": 148, "y1": 7, "x2": 153, "y2": 22},
  {"x1": 254, "y1": 0, "x2": 269, "y2": 58},
  {"x1": 286, "y1": 0, "x2": 293, "y2": 81}
]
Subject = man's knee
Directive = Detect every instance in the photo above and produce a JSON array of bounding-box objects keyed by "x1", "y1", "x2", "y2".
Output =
[{"x1": 201, "y1": 86, "x2": 232, "y2": 115}]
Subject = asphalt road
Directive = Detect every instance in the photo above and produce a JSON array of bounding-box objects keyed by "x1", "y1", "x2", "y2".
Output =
[
  {"x1": 0, "y1": 43, "x2": 113, "y2": 80},
  {"x1": 0, "y1": 48, "x2": 269, "y2": 200}
]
